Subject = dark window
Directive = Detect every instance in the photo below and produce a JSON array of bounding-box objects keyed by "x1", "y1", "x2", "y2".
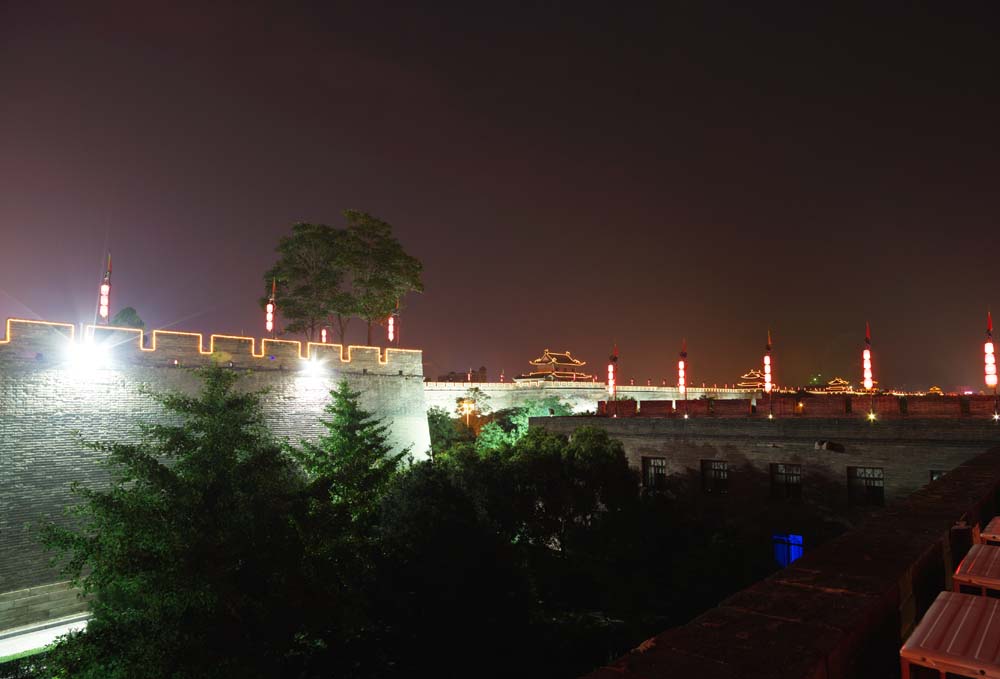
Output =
[
  {"x1": 847, "y1": 466, "x2": 884, "y2": 506},
  {"x1": 770, "y1": 463, "x2": 802, "y2": 500},
  {"x1": 642, "y1": 457, "x2": 668, "y2": 489},
  {"x1": 701, "y1": 459, "x2": 728, "y2": 494},
  {"x1": 929, "y1": 470, "x2": 946, "y2": 483},
  {"x1": 772, "y1": 533, "x2": 804, "y2": 567}
]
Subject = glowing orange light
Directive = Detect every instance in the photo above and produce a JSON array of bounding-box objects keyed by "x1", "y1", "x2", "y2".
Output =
[
  {"x1": 96, "y1": 251, "x2": 112, "y2": 323},
  {"x1": 987, "y1": 315, "x2": 997, "y2": 388}
]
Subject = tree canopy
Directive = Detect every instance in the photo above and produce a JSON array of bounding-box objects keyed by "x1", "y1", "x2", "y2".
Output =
[
  {"x1": 262, "y1": 211, "x2": 422, "y2": 344},
  {"x1": 109, "y1": 306, "x2": 144, "y2": 329}
]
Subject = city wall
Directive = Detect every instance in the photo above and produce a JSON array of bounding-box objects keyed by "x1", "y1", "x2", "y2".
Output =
[
  {"x1": 423, "y1": 381, "x2": 751, "y2": 414},
  {"x1": 581, "y1": 444, "x2": 1000, "y2": 679},
  {"x1": 0, "y1": 319, "x2": 430, "y2": 620},
  {"x1": 534, "y1": 416, "x2": 1000, "y2": 505}
]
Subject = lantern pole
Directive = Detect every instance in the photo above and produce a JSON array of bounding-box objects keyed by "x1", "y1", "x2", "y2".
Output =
[
  {"x1": 863, "y1": 322, "x2": 875, "y2": 419},
  {"x1": 678, "y1": 338, "x2": 688, "y2": 418},
  {"x1": 265, "y1": 278, "x2": 276, "y2": 338},
  {"x1": 97, "y1": 251, "x2": 112, "y2": 325},
  {"x1": 607, "y1": 343, "x2": 619, "y2": 402},
  {"x1": 986, "y1": 311, "x2": 998, "y2": 420},
  {"x1": 764, "y1": 330, "x2": 773, "y2": 418}
]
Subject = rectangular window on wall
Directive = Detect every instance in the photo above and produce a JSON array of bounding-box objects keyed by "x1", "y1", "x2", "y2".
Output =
[
  {"x1": 642, "y1": 457, "x2": 667, "y2": 489},
  {"x1": 701, "y1": 459, "x2": 728, "y2": 494},
  {"x1": 773, "y1": 533, "x2": 804, "y2": 567},
  {"x1": 770, "y1": 463, "x2": 802, "y2": 500},
  {"x1": 847, "y1": 466, "x2": 884, "y2": 506}
]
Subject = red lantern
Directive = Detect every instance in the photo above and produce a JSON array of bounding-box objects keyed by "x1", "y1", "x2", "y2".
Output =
[
  {"x1": 388, "y1": 315, "x2": 395, "y2": 343},
  {"x1": 987, "y1": 312, "x2": 997, "y2": 388},
  {"x1": 678, "y1": 339, "x2": 687, "y2": 396},
  {"x1": 863, "y1": 322, "x2": 874, "y2": 391},
  {"x1": 97, "y1": 251, "x2": 111, "y2": 322},
  {"x1": 265, "y1": 278, "x2": 276, "y2": 333},
  {"x1": 607, "y1": 344, "x2": 618, "y2": 398},
  {"x1": 763, "y1": 331, "x2": 772, "y2": 394}
]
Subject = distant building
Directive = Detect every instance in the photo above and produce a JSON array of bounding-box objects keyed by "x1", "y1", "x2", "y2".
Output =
[
  {"x1": 514, "y1": 349, "x2": 594, "y2": 382},
  {"x1": 736, "y1": 368, "x2": 765, "y2": 389},
  {"x1": 825, "y1": 377, "x2": 852, "y2": 393},
  {"x1": 436, "y1": 366, "x2": 488, "y2": 383}
]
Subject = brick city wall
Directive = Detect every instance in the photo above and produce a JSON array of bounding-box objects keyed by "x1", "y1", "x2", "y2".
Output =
[
  {"x1": 581, "y1": 444, "x2": 1000, "y2": 679},
  {"x1": 0, "y1": 319, "x2": 430, "y2": 620},
  {"x1": 533, "y1": 416, "x2": 1000, "y2": 506},
  {"x1": 423, "y1": 381, "x2": 752, "y2": 415}
]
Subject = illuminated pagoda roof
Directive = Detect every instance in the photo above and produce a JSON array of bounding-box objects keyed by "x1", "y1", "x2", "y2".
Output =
[
  {"x1": 515, "y1": 349, "x2": 594, "y2": 382},
  {"x1": 736, "y1": 368, "x2": 765, "y2": 389},
  {"x1": 825, "y1": 377, "x2": 852, "y2": 392}
]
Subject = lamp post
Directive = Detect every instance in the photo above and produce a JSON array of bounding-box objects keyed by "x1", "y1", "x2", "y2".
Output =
[{"x1": 459, "y1": 399, "x2": 475, "y2": 427}]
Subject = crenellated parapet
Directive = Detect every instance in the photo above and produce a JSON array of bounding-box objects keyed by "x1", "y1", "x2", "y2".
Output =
[{"x1": 0, "y1": 318, "x2": 424, "y2": 376}]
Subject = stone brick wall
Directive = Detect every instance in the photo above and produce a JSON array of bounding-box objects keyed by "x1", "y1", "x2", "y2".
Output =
[
  {"x1": 0, "y1": 319, "x2": 430, "y2": 619},
  {"x1": 533, "y1": 416, "x2": 1000, "y2": 506},
  {"x1": 582, "y1": 445, "x2": 1000, "y2": 679},
  {"x1": 421, "y1": 381, "x2": 752, "y2": 415}
]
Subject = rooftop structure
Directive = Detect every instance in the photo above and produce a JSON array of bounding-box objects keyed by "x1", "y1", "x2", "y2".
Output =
[{"x1": 514, "y1": 348, "x2": 593, "y2": 382}]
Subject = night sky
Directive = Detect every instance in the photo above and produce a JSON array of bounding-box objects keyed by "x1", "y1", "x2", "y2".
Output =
[{"x1": 2, "y1": 2, "x2": 997, "y2": 390}]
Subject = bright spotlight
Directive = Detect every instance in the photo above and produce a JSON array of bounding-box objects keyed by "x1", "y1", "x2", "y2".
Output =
[
  {"x1": 867, "y1": 411, "x2": 877, "y2": 422},
  {"x1": 301, "y1": 357, "x2": 324, "y2": 376},
  {"x1": 64, "y1": 338, "x2": 109, "y2": 370}
]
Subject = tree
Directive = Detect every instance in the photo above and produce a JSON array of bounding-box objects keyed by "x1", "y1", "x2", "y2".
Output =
[
  {"x1": 286, "y1": 380, "x2": 408, "y2": 678},
  {"x1": 263, "y1": 213, "x2": 422, "y2": 345},
  {"x1": 109, "y1": 306, "x2": 144, "y2": 329},
  {"x1": 342, "y1": 210, "x2": 423, "y2": 345},
  {"x1": 291, "y1": 380, "x2": 407, "y2": 527},
  {"x1": 426, "y1": 405, "x2": 473, "y2": 457},
  {"x1": 41, "y1": 367, "x2": 308, "y2": 679},
  {"x1": 262, "y1": 223, "x2": 354, "y2": 342}
]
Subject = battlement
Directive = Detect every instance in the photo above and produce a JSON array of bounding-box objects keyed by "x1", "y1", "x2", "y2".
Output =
[{"x1": 0, "y1": 318, "x2": 424, "y2": 376}]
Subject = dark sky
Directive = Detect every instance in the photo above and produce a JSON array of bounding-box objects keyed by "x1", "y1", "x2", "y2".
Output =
[{"x1": 2, "y1": 2, "x2": 997, "y2": 390}]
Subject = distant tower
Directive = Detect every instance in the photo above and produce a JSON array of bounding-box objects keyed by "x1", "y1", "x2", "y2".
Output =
[
  {"x1": 265, "y1": 278, "x2": 276, "y2": 335},
  {"x1": 97, "y1": 251, "x2": 111, "y2": 324},
  {"x1": 607, "y1": 344, "x2": 619, "y2": 399}
]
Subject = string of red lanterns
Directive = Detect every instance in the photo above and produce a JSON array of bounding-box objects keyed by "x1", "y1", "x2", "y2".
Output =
[
  {"x1": 265, "y1": 278, "x2": 275, "y2": 334},
  {"x1": 986, "y1": 312, "x2": 996, "y2": 389},
  {"x1": 763, "y1": 330, "x2": 772, "y2": 394},
  {"x1": 863, "y1": 321, "x2": 874, "y2": 391},
  {"x1": 97, "y1": 251, "x2": 111, "y2": 324},
  {"x1": 607, "y1": 344, "x2": 618, "y2": 398}
]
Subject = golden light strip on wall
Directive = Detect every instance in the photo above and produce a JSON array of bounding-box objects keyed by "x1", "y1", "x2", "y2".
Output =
[{"x1": 1, "y1": 318, "x2": 420, "y2": 365}]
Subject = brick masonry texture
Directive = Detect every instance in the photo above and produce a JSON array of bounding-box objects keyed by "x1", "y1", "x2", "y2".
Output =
[
  {"x1": 533, "y1": 416, "x2": 1000, "y2": 506},
  {"x1": 0, "y1": 319, "x2": 430, "y2": 623},
  {"x1": 579, "y1": 445, "x2": 1000, "y2": 679}
]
